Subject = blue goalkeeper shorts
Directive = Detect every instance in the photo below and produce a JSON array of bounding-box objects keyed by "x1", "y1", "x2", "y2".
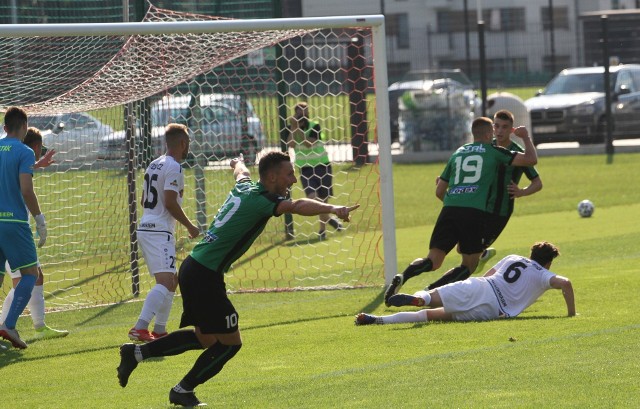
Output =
[{"x1": 0, "y1": 221, "x2": 38, "y2": 272}]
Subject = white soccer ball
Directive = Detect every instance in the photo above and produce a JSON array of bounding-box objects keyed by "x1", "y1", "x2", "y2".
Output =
[{"x1": 577, "y1": 199, "x2": 595, "y2": 218}]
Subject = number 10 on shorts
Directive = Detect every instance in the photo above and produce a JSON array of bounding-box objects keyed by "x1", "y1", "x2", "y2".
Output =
[{"x1": 225, "y1": 313, "x2": 238, "y2": 329}]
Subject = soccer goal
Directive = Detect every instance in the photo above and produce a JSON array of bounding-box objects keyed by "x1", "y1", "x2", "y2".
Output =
[{"x1": 0, "y1": 5, "x2": 396, "y2": 310}]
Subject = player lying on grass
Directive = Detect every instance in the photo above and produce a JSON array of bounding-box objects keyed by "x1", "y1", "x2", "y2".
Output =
[
  {"x1": 117, "y1": 151, "x2": 359, "y2": 407},
  {"x1": 357, "y1": 241, "x2": 575, "y2": 325}
]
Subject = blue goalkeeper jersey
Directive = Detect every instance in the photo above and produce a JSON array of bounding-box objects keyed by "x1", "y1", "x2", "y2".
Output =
[{"x1": 0, "y1": 137, "x2": 35, "y2": 223}]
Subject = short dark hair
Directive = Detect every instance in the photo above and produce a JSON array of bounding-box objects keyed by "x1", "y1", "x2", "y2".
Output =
[
  {"x1": 3, "y1": 106, "x2": 28, "y2": 134},
  {"x1": 165, "y1": 123, "x2": 189, "y2": 147},
  {"x1": 530, "y1": 241, "x2": 560, "y2": 267},
  {"x1": 494, "y1": 109, "x2": 514, "y2": 125},
  {"x1": 258, "y1": 151, "x2": 291, "y2": 179},
  {"x1": 471, "y1": 117, "x2": 493, "y2": 139},
  {"x1": 23, "y1": 127, "x2": 43, "y2": 148}
]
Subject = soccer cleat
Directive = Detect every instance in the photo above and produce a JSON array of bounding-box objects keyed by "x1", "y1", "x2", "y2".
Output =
[
  {"x1": 117, "y1": 343, "x2": 139, "y2": 387},
  {"x1": 387, "y1": 293, "x2": 425, "y2": 307},
  {"x1": 0, "y1": 324, "x2": 27, "y2": 349},
  {"x1": 128, "y1": 327, "x2": 155, "y2": 343},
  {"x1": 383, "y1": 274, "x2": 404, "y2": 307},
  {"x1": 354, "y1": 313, "x2": 378, "y2": 326},
  {"x1": 475, "y1": 248, "x2": 497, "y2": 274},
  {"x1": 151, "y1": 331, "x2": 168, "y2": 339},
  {"x1": 169, "y1": 389, "x2": 207, "y2": 407},
  {"x1": 34, "y1": 325, "x2": 69, "y2": 339}
]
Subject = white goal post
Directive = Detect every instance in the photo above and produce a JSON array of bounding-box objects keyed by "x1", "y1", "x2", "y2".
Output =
[{"x1": 0, "y1": 12, "x2": 398, "y2": 310}]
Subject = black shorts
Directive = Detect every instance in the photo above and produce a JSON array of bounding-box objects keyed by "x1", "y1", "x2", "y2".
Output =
[
  {"x1": 484, "y1": 213, "x2": 510, "y2": 248},
  {"x1": 429, "y1": 206, "x2": 490, "y2": 254},
  {"x1": 300, "y1": 164, "x2": 333, "y2": 199},
  {"x1": 178, "y1": 256, "x2": 239, "y2": 334}
]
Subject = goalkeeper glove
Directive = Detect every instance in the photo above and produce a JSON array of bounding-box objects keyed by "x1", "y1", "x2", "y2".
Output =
[{"x1": 34, "y1": 213, "x2": 47, "y2": 248}]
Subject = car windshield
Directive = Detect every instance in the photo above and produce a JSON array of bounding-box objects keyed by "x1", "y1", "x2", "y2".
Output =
[{"x1": 543, "y1": 72, "x2": 614, "y2": 94}]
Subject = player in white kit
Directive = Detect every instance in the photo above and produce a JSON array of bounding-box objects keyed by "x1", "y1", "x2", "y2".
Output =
[
  {"x1": 356, "y1": 241, "x2": 575, "y2": 325},
  {"x1": 129, "y1": 123, "x2": 200, "y2": 342}
]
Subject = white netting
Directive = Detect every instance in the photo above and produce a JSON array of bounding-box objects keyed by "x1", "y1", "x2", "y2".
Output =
[
  {"x1": 0, "y1": 5, "x2": 386, "y2": 310},
  {"x1": 0, "y1": 6, "x2": 314, "y2": 114}
]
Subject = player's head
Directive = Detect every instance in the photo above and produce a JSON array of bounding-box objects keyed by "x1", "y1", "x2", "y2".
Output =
[
  {"x1": 3, "y1": 106, "x2": 28, "y2": 140},
  {"x1": 23, "y1": 127, "x2": 44, "y2": 161},
  {"x1": 165, "y1": 123, "x2": 190, "y2": 160},
  {"x1": 258, "y1": 151, "x2": 297, "y2": 196},
  {"x1": 493, "y1": 110, "x2": 515, "y2": 147},
  {"x1": 471, "y1": 117, "x2": 493, "y2": 143},
  {"x1": 529, "y1": 241, "x2": 560, "y2": 268},
  {"x1": 294, "y1": 102, "x2": 309, "y2": 119}
]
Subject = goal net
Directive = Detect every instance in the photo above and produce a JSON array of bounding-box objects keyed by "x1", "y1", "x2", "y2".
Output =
[{"x1": 0, "y1": 5, "x2": 396, "y2": 310}]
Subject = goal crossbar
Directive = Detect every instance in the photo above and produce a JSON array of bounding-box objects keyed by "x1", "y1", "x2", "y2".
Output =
[{"x1": 0, "y1": 15, "x2": 385, "y2": 37}]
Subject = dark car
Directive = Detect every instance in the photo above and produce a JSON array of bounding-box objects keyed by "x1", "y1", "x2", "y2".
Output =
[
  {"x1": 388, "y1": 69, "x2": 479, "y2": 144},
  {"x1": 525, "y1": 65, "x2": 640, "y2": 145}
]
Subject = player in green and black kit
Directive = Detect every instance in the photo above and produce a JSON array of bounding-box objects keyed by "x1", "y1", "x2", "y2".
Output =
[
  {"x1": 476, "y1": 110, "x2": 543, "y2": 273},
  {"x1": 117, "y1": 151, "x2": 359, "y2": 407},
  {"x1": 384, "y1": 117, "x2": 538, "y2": 306}
]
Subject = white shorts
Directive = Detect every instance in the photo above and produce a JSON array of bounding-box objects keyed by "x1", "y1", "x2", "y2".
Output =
[
  {"x1": 137, "y1": 230, "x2": 177, "y2": 275},
  {"x1": 437, "y1": 277, "x2": 501, "y2": 321},
  {"x1": 4, "y1": 260, "x2": 41, "y2": 279}
]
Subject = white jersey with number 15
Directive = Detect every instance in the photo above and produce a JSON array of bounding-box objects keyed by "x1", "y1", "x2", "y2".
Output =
[{"x1": 138, "y1": 155, "x2": 184, "y2": 233}]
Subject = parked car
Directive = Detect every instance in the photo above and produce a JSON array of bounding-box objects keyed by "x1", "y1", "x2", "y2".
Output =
[
  {"x1": 525, "y1": 64, "x2": 640, "y2": 145},
  {"x1": 27, "y1": 112, "x2": 114, "y2": 164},
  {"x1": 98, "y1": 93, "x2": 265, "y2": 164},
  {"x1": 388, "y1": 69, "x2": 479, "y2": 145}
]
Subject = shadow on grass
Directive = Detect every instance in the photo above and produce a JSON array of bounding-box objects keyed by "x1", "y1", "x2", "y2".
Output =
[{"x1": 75, "y1": 296, "x2": 138, "y2": 326}]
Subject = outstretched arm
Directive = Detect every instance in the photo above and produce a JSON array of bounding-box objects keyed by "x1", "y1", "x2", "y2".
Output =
[
  {"x1": 230, "y1": 154, "x2": 251, "y2": 181},
  {"x1": 550, "y1": 275, "x2": 576, "y2": 317},
  {"x1": 277, "y1": 199, "x2": 359, "y2": 222}
]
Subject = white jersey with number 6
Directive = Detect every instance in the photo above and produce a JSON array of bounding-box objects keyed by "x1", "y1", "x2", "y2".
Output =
[
  {"x1": 138, "y1": 155, "x2": 184, "y2": 234},
  {"x1": 485, "y1": 255, "x2": 556, "y2": 317}
]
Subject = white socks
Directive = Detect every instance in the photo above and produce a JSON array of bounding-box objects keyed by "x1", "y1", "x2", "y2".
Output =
[
  {"x1": 29, "y1": 285, "x2": 46, "y2": 328},
  {"x1": 381, "y1": 310, "x2": 428, "y2": 324},
  {"x1": 0, "y1": 285, "x2": 46, "y2": 328},
  {"x1": 153, "y1": 290, "x2": 175, "y2": 334},
  {"x1": 136, "y1": 284, "x2": 169, "y2": 330},
  {"x1": 413, "y1": 290, "x2": 432, "y2": 306}
]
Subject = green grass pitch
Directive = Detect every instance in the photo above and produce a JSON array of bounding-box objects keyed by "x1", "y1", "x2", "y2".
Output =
[{"x1": 2, "y1": 152, "x2": 639, "y2": 408}]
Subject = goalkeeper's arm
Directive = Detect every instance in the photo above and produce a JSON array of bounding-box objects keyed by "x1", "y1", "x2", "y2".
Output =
[{"x1": 230, "y1": 154, "x2": 250, "y2": 181}]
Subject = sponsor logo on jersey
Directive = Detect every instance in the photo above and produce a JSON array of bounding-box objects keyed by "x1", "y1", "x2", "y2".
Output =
[
  {"x1": 460, "y1": 145, "x2": 486, "y2": 153},
  {"x1": 448, "y1": 185, "x2": 478, "y2": 195},
  {"x1": 0, "y1": 145, "x2": 11, "y2": 152},
  {"x1": 0, "y1": 211, "x2": 15, "y2": 218},
  {"x1": 202, "y1": 231, "x2": 219, "y2": 243},
  {"x1": 139, "y1": 222, "x2": 156, "y2": 228},
  {"x1": 169, "y1": 179, "x2": 178, "y2": 187}
]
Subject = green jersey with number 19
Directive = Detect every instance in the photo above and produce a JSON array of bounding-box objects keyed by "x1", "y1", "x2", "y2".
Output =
[
  {"x1": 440, "y1": 142, "x2": 516, "y2": 212},
  {"x1": 190, "y1": 178, "x2": 285, "y2": 274}
]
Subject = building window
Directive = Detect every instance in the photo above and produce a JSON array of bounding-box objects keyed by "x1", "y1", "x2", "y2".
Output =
[
  {"x1": 386, "y1": 13, "x2": 410, "y2": 49},
  {"x1": 488, "y1": 8, "x2": 525, "y2": 32},
  {"x1": 542, "y1": 7, "x2": 569, "y2": 30}
]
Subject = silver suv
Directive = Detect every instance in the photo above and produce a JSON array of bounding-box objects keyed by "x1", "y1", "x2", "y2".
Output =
[{"x1": 525, "y1": 65, "x2": 640, "y2": 145}]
